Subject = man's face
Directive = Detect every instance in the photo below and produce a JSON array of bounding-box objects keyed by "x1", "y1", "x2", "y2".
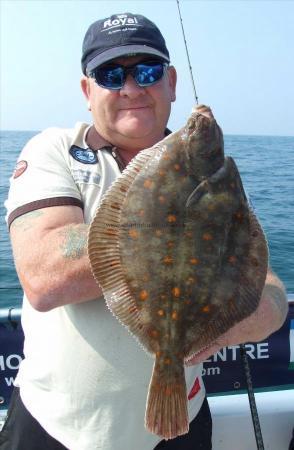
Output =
[{"x1": 81, "y1": 55, "x2": 177, "y2": 150}]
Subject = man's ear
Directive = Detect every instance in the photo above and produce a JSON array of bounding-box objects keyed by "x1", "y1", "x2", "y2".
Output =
[
  {"x1": 167, "y1": 66, "x2": 177, "y2": 102},
  {"x1": 81, "y1": 76, "x2": 91, "y2": 101}
]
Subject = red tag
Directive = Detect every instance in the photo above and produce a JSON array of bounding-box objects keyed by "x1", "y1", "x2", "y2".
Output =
[
  {"x1": 13, "y1": 160, "x2": 27, "y2": 179},
  {"x1": 188, "y1": 377, "x2": 201, "y2": 400}
]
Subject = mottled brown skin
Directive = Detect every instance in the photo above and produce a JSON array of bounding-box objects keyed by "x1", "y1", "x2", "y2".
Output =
[
  {"x1": 88, "y1": 105, "x2": 268, "y2": 439},
  {"x1": 118, "y1": 108, "x2": 266, "y2": 364}
]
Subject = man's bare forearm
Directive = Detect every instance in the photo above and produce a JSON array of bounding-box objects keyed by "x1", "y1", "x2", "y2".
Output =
[{"x1": 11, "y1": 208, "x2": 102, "y2": 311}]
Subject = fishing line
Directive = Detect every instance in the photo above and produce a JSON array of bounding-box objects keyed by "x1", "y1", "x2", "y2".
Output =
[
  {"x1": 176, "y1": 0, "x2": 198, "y2": 104},
  {"x1": 175, "y1": 2, "x2": 265, "y2": 449}
]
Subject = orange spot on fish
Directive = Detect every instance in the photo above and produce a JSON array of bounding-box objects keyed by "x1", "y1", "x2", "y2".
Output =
[
  {"x1": 110, "y1": 202, "x2": 120, "y2": 210},
  {"x1": 157, "y1": 309, "x2": 165, "y2": 317},
  {"x1": 228, "y1": 255, "x2": 237, "y2": 264},
  {"x1": 150, "y1": 329, "x2": 160, "y2": 338},
  {"x1": 155, "y1": 229, "x2": 163, "y2": 237},
  {"x1": 167, "y1": 240, "x2": 175, "y2": 248},
  {"x1": 251, "y1": 258, "x2": 259, "y2": 267},
  {"x1": 162, "y1": 153, "x2": 170, "y2": 160},
  {"x1": 185, "y1": 299, "x2": 192, "y2": 305},
  {"x1": 172, "y1": 287, "x2": 181, "y2": 297},
  {"x1": 234, "y1": 211, "x2": 244, "y2": 223},
  {"x1": 144, "y1": 179, "x2": 153, "y2": 189},
  {"x1": 171, "y1": 311, "x2": 178, "y2": 320},
  {"x1": 164, "y1": 357, "x2": 171, "y2": 365},
  {"x1": 174, "y1": 163, "x2": 181, "y2": 171},
  {"x1": 163, "y1": 255, "x2": 173, "y2": 265},
  {"x1": 228, "y1": 298, "x2": 235, "y2": 309},
  {"x1": 156, "y1": 351, "x2": 162, "y2": 357},
  {"x1": 165, "y1": 387, "x2": 172, "y2": 396},
  {"x1": 167, "y1": 214, "x2": 177, "y2": 223},
  {"x1": 105, "y1": 229, "x2": 117, "y2": 236},
  {"x1": 202, "y1": 305, "x2": 211, "y2": 313},
  {"x1": 139, "y1": 290, "x2": 149, "y2": 301},
  {"x1": 108, "y1": 261, "x2": 119, "y2": 268},
  {"x1": 190, "y1": 257, "x2": 200, "y2": 265},
  {"x1": 128, "y1": 229, "x2": 139, "y2": 239},
  {"x1": 158, "y1": 195, "x2": 166, "y2": 204},
  {"x1": 159, "y1": 169, "x2": 166, "y2": 176},
  {"x1": 202, "y1": 232, "x2": 213, "y2": 241}
]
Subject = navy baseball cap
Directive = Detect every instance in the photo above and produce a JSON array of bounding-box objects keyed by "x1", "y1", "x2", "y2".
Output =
[{"x1": 81, "y1": 13, "x2": 170, "y2": 75}]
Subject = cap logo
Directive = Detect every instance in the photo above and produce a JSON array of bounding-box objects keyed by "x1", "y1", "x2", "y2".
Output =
[{"x1": 103, "y1": 14, "x2": 139, "y2": 31}]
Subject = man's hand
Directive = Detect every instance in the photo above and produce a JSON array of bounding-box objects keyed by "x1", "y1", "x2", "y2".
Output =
[{"x1": 186, "y1": 268, "x2": 288, "y2": 365}]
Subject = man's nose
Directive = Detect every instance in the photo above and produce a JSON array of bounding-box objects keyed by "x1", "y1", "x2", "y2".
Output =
[{"x1": 119, "y1": 74, "x2": 146, "y2": 98}]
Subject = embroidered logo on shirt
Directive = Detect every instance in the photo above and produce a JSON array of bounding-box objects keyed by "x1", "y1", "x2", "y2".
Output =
[
  {"x1": 69, "y1": 146, "x2": 98, "y2": 164},
  {"x1": 188, "y1": 377, "x2": 201, "y2": 400},
  {"x1": 13, "y1": 160, "x2": 28, "y2": 178}
]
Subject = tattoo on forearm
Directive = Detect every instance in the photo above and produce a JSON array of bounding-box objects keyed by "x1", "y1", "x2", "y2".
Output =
[
  {"x1": 11, "y1": 210, "x2": 44, "y2": 231},
  {"x1": 263, "y1": 283, "x2": 288, "y2": 319},
  {"x1": 59, "y1": 225, "x2": 88, "y2": 260}
]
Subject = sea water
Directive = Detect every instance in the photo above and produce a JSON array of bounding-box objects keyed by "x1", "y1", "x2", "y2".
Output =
[{"x1": 0, "y1": 130, "x2": 293, "y2": 308}]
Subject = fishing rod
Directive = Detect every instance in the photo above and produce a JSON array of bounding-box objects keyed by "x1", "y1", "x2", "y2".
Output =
[
  {"x1": 175, "y1": 1, "x2": 265, "y2": 449},
  {"x1": 240, "y1": 344, "x2": 265, "y2": 450}
]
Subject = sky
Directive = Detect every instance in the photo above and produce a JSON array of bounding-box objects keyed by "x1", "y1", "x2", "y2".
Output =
[{"x1": 1, "y1": 0, "x2": 293, "y2": 136}]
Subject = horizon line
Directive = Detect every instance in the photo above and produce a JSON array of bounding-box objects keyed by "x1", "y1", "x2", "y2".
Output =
[{"x1": 1, "y1": 129, "x2": 293, "y2": 139}]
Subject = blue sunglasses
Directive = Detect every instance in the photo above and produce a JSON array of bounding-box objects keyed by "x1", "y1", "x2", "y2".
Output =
[{"x1": 88, "y1": 60, "x2": 169, "y2": 90}]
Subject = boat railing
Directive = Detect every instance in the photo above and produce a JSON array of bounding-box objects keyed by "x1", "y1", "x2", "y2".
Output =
[
  {"x1": 0, "y1": 294, "x2": 293, "y2": 325},
  {"x1": 0, "y1": 307, "x2": 22, "y2": 328}
]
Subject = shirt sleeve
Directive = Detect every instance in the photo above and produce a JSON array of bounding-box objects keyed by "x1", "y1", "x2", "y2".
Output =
[{"x1": 5, "y1": 127, "x2": 83, "y2": 229}]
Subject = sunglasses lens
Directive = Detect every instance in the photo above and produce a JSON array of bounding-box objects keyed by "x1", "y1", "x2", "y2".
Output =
[
  {"x1": 95, "y1": 66, "x2": 125, "y2": 90},
  {"x1": 91, "y1": 61, "x2": 167, "y2": 90},
  {"x1": 135, "y1": 63, "x2": 165, "y2": 87}
]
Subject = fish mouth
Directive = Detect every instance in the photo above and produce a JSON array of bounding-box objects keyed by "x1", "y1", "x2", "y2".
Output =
[{"x1": 193, "y1": 104, "x2": 215, "y2": 120}]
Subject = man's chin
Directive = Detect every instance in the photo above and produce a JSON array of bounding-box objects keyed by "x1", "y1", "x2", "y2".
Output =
[{"x1": 116, "y1": 120, "x2": 154, "y2": 140}]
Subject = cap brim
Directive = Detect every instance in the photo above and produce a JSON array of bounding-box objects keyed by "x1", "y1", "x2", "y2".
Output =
[{"x1": 86, "y1": 45, "x2": 170, "y2": 73}]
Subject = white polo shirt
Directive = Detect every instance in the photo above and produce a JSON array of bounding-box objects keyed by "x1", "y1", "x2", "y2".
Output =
[{"x1": 5, "y1": 123, "x2": 205, "y2": 450}]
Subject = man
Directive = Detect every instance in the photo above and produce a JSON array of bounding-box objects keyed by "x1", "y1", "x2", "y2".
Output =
[{"x1": 1, "y1": 12, "x2": 288, "y2": 450}]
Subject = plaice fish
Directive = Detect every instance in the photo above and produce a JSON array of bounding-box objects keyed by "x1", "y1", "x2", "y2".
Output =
[{"x1": 88, "y1": 104, "x2": 268, "y2": 440}]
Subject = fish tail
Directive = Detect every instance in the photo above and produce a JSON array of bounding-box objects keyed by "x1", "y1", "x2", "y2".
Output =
[{"x1": 145, "y1": 356, "x2": 189, "y2": 439}]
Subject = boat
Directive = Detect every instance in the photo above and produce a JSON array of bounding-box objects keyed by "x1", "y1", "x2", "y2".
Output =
[{"x1": 0, "y1": 295, "x2": 293, "y2": 449}]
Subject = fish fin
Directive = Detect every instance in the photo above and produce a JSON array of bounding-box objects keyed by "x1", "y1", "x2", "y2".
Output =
[
  {"x1": 88, "y1": 149, "x2": 155, "y2": 345},
  {"x1": 185, "y1": 157, "x2": 230, "y2": 208},
  {"x1": 184, "y1": 345, "x2": 210, "y2": 365},
  {"x1": 145, "y1": 357, "x2": 189, "y2": 440},
  {"x1": 185, "y1": 180, "x2": 208, "y2": 208},
  {"x1": 186, "y1": 157, "x2": 247, "y2": 209}
]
